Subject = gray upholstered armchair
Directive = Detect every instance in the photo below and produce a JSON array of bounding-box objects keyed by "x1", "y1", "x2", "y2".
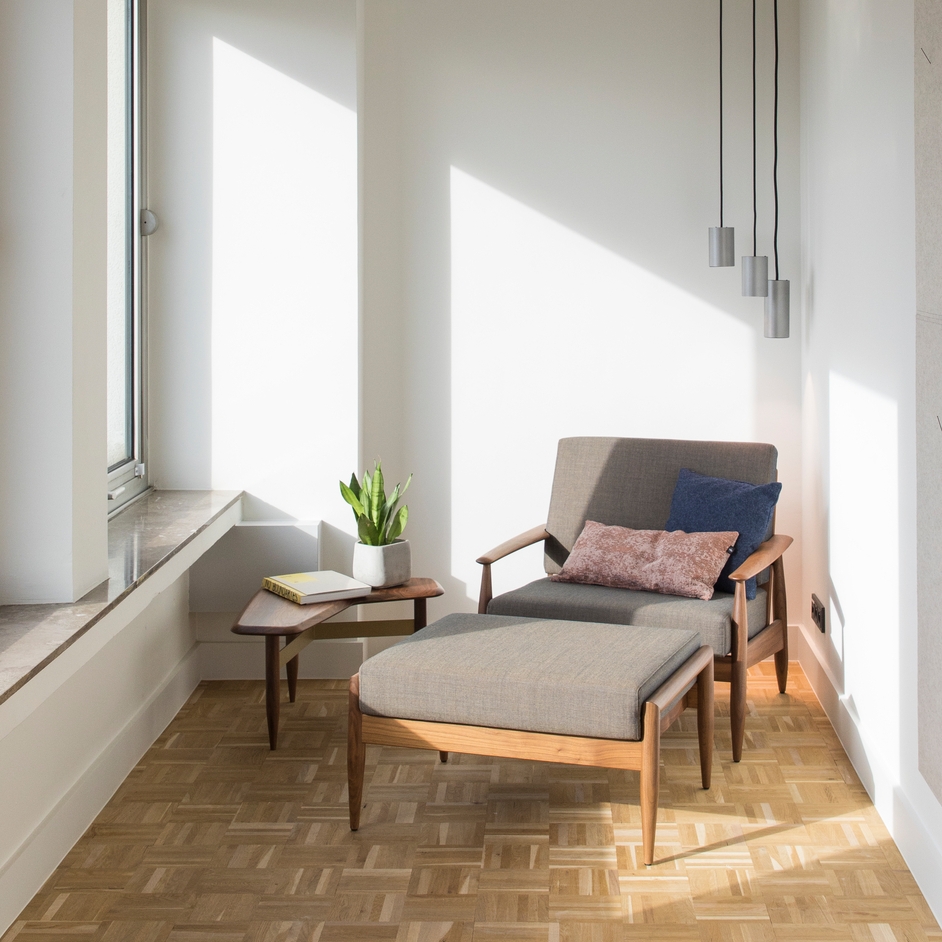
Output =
[{"x1": 477, "y1": 437, "x2": 791, "y2": 762}]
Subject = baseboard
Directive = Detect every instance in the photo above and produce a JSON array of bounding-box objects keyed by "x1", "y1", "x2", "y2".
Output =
[
  {"x1": 789, "y1": 621, "x2": 942, "y2": 925},
  {"x1": 0, "y1": 645, "x2": 201, "y2": 935}
]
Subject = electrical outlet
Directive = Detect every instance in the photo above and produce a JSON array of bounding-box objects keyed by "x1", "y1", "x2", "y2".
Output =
[{"x1": 811, "y1": 594, "x2": 826, "y2": 633}]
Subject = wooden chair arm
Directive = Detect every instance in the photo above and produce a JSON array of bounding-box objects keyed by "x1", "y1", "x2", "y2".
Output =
[
  {"x1": 728, "y1": 533, "x2": 793, "y2": 583},
  {"x1": 476, "y1": 525, "x2": 550, "y2": 565},
  {"x1": 476, "y1": 525, "x2": 550, "y2": 614}
]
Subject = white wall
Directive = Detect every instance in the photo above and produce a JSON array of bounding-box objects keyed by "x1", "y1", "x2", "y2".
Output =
[
  {"x1": 797, "y1": 0, "x2": 942, "y2": 919},
  {"x1": 359, "y1": 0, "x2": 803, "y2": 619},
  {"x1": 146, "y1": 0, "x2": 359, "y2": 557},
  {"x1": 0, "y1": 0, "x2": 108, "y2": 604},
  {"x1": 147, "y1": 0, "x2": 804, "y2": 636},
  {"x1": 915, "y1": 0, "x2": 942, "y2": 810}
]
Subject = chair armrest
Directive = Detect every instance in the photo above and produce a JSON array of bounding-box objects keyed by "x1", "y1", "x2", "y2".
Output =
[
  {"x1": 728, "y1": 533, "x2": 793, "y2": 583},
  {"x1": 476, "y1": 525, "x2": 550, "y2": 565},
  {"x1": 476, "y1": 525, "x2": 550, "y2": 615}
]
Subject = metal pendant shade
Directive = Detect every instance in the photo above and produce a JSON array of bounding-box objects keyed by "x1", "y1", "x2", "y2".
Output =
[
  {"x1": 765, "y1": 279, "x2": 789, "y2": 338},
  {"x1": 742, "y1": 255, "x2": 768, "y2": 295},
  {"x1": 709, "y1": 0, "x2": 734, "y2": 267},
  {"x1": 742, "y1": 0, "x2": 766, "y2": 297},
  {"x1": 704, "y1": 0, "x2": 791, "y2": 339},
  {"x1": 710, "y1": 227, "x2": 735, "y2": 267},
  {"x1": 764, "y1": 0, "x2": 789, "y2": 339}
]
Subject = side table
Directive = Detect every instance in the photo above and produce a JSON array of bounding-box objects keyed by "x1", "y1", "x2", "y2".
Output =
[{"x1": 231, "y1": 577, "x2": 444, "y2": 749}]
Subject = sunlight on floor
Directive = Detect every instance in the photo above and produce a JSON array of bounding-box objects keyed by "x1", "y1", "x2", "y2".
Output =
[{"x1": 9, "y1": 662, "x2": 938, "y2": 941}]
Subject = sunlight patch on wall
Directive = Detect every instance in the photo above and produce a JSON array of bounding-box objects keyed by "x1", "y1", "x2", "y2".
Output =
[
  {"x1": 450, "y1": 167, "x2": 756, "y2": 600},
  {"x1": 828, "y1": 370, "x2": 899, "y2": 774},
  {"x1": 212, "y1": 39, "x2": 357, "y2": 524}
]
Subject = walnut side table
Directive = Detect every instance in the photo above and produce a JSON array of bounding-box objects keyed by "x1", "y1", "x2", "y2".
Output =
[{"x1": 231, "y1": 577, "x2": 444, "y2": 749}]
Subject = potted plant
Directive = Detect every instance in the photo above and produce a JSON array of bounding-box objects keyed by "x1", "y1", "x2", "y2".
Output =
[{"x1": 340, "y1": 461, "x2": 412, "y2": 588}]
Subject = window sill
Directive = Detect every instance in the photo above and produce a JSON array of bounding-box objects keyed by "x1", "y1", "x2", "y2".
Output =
[{"x1": 0, "y1": 489, "x2": 243, "y2": 707}]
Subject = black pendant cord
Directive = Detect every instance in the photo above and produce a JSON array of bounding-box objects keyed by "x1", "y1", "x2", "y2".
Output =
[
  {"x1": 772, "y1": 0, "x2": 780, "y2": 280},
  {"x1": 719, "y1": 0, "x2": 724, "y2": 227},
  {"x1": 751, "y1": 0, "x2": 757, "y2": 256}
]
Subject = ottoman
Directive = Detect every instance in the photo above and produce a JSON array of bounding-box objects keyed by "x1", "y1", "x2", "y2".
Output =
[{"x1": 348, "y1": 613, "x2": 714, "y2": 866}]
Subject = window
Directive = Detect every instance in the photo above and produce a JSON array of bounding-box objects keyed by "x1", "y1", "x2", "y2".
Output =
[{"x1": 107, "y1": 0, "x2": 147, "y2": 511}]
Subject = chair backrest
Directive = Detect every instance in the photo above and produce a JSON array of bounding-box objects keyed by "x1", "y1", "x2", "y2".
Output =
[{"x1": 544, "y1": 437, "x2": 778, "y2": 573}]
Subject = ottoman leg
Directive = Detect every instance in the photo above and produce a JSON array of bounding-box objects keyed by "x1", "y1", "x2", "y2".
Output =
[
  {"x1": 640, "y1": 702, "x2": 661, "y2": 866},
  {"x1": 348, "y1": 674, "x2": 365, "y2": 831},
  {"x1": 697, "y1": 656, "x2": 715, "y2": 790}
]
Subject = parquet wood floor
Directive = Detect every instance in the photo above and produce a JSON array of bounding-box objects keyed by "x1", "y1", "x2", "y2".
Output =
[{"x1": 5, "y1": 662, "x2": 940, "y2": 942}]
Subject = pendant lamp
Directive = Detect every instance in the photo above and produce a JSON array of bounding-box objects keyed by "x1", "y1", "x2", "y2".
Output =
[
  {"x1": 742, "y1": 0, "x2": 768, "y2": 295},
  {"x1": 765, "y1": 0, "x2": 789, "y2": 337},
  {"x1": 709, "y1": 0, "x2": 734, "y2": 267}
]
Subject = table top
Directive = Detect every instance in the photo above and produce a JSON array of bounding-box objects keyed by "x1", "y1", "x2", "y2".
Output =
[{"x1": 231, "y1": 577, "x2": 444, "y2": 636}]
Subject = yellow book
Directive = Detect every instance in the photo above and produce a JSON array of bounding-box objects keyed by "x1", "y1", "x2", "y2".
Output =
[{"x1": 261, "y1": 570, "x2": 371, "y2": 605}]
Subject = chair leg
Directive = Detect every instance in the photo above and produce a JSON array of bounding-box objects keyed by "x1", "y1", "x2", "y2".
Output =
[
  {"x1": 730, "y1": 660, "x2": 747, "y2": 763},
  {"x1": 772, "y1": 556, "x2": 789, "y2": 694},
  {"x1": 640, "y1": 703, "x2": 661, "y2": 866},
  {"x1": 348, "y1": 675, "x2": 365, "y2": 831},
  {"x1": 697, "y1": 658, "x2": 714, "y2": 790},
  {"x1": 774, "y1": 645, "x2": 789, "y2": 695}
]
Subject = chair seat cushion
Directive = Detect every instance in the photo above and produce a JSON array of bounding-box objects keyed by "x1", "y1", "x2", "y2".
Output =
[
  {"x1": 358, "y1": 613, "x2": 700, "y2": 741},
  {"x1": 487, "y1": 578, "x2": 768, "y2": 656}
]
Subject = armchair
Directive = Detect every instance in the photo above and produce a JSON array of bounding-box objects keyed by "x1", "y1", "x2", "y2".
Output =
[{"x1": 477, "y1": 437, "x2": 791, "y2": 762}]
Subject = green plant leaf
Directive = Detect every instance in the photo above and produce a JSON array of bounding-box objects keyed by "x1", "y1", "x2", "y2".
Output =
[
  {"x1": 339, "y1": 481, "x2": 364, "y2": 517},
  {"x1": 377, "y1": 482, "x2": 401, "y2": 542},
  {"x1": 357, "y1": 514, "x2": 379, "y2": 546},
  {"x1": 343, "y1": 461, "x2": 411, "y2": 545},
  {"x1": 387, "y1": 505, "x2": 408, "y2": 542},
  {"x1": 370, "y1": 463, "x2": 384, "y2": 525}
]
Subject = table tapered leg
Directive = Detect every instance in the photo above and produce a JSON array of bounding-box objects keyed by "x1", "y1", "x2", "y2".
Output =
[
  {"x1": 265, "y1": 635, "x2": 281, "y2": 750},
  {"x1": 348, "y1": 674, "x2": 365, "y2": 830},
  {"x1": 414, "y1": 597, "x2": 427, "y2": 631},
  {"x1": 286, "y1": 650, "x2": 299, "y2": 703}
]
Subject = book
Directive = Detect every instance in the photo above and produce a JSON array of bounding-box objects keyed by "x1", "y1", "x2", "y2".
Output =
[{"x1": 261, "y1": 570, "x2": 372, "y2": 605}]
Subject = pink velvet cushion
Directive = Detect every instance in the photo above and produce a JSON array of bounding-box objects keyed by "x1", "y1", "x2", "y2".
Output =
[{"x1": 550, "y1": 520, "x2": 739, "y2": 601}]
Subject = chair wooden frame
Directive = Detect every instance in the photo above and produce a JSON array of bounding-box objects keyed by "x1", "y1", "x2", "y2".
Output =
[
  {"x1": 348, "y1": 646, "x2": 714, "y2": 866},
  {"x1": 477, "y1": 527, "x2": 791, "y2": 762}
]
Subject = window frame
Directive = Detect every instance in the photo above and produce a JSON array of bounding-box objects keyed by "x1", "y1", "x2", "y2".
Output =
[{"x1": 108, "y1": 0, "x2": 148, "y2": 514}]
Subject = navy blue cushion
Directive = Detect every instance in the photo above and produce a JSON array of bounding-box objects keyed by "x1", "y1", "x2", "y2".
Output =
[{"x1": 665, "y1": 469, "x2": 781, "y2": 600}]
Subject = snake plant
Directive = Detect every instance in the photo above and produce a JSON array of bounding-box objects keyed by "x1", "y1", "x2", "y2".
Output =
[{"x1": 339, "y1": 461, "x2": 411, "y2": 546}]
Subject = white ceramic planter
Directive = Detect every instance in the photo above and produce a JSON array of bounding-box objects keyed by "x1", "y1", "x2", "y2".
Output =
[{"x1": 352, "y1": 539, "x2": 411, "y2": 589}]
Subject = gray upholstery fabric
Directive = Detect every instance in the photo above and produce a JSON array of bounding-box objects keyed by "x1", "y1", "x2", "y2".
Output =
[
  {"x1": 358, "y1": 613, "x2": 701, "y2": 741},
  {"x1": 543, "y1": 437, "x2": 778, "y2": 573},
  {"x1": 487, "y1": 579, "x2": 769, "y2": 656}
]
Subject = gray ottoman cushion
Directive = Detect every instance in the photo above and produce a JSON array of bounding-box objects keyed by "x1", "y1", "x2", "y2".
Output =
[
  {"x1": 358, "y1": 613, "x2": 700, "y2": 741},
  {"x1": 487, "y1": 579, "x2": 768, "y2": 656}
]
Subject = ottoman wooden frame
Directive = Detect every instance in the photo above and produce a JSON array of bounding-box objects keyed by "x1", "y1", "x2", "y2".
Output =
[{"x1": 348, "y1": 644, "x2": 713, "y2": 866}]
